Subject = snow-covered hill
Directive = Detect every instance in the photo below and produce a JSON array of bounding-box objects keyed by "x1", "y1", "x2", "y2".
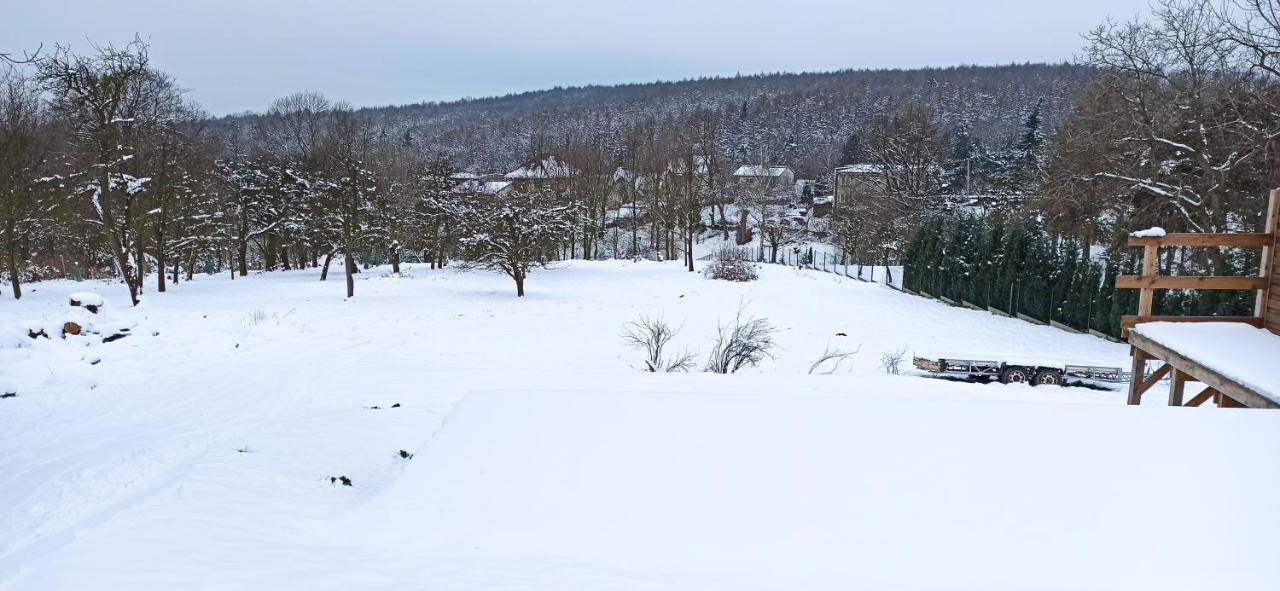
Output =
[{"x1": 1, "y1": 261, "x2": 1276, "y2": 590}]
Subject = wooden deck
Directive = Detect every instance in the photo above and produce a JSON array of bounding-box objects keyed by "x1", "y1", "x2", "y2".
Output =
[{"x1": 1118, "y1": 189, "x2": 1280, "y2": 409}]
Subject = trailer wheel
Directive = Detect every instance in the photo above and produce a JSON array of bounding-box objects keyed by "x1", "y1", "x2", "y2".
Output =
[
  {"x1": 999, "y1": 366, "x2": 1031, "y2": 384},
  {"x1": 1033, "y1": 369, "x2": 1062, "y2": 386}
]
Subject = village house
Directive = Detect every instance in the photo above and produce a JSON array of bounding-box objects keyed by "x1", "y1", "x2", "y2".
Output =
[
  {"x1": 732, "y1": 164, "x2": 794, "y2": 194},
  {"x1": 831, "y1": 163, "x2": 885, "y2": 210},
  {"x1": 503, "y1": 156, "x2": 576, "y2": 192}
]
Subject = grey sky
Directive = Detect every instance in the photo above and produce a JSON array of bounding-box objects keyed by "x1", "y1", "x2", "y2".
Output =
[{"x1": 5, "y1": 0, "x2": 1152, "y2": 116}]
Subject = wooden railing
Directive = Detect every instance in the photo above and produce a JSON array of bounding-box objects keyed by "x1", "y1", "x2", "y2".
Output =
[{"x1": 1116, "y1": 190, "x2": 1279, "y2": 337}]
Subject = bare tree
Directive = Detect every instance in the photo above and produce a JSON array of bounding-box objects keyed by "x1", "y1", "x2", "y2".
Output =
[
  {"x1": 37, "y1": 40, "x2": 163, "y2": 305},
  {"x1": 704, "y1": 305, "x2": 778, "y2": 373},
  {"x1": 1079, "y1": 0, "x2": 1274, "y2": 232},
  {"x1": 621, "y1": 316, "x2": 696, "y2": 372},
  {"x1": 0, "y1": 65, "x2": 52, "y2": 299},
  {"x1": 809, "y1": 344, "x2": 860, "y2": 375},
  {"x1": 880, "y1": 347, "x2": 909, "y2": 375}
]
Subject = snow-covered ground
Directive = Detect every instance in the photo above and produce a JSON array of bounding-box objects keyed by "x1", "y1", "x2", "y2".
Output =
[{"x1": 1, "y1": 261, "x2": 1276, "y2": 590}]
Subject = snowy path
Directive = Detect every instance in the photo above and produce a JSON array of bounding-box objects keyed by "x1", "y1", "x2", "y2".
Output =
[{"x1": 3, "y1": 261, "x2": 1268, "y2": 589}]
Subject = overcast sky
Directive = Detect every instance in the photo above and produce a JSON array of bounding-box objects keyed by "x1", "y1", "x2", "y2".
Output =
[{"x1": 5, "y1": 0, "x2": 1153, "y2": 115}]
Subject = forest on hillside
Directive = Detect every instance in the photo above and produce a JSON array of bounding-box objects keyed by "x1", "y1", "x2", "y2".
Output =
[
  {"x1": 214, "y1": 63, "x2": 1089, "y2": 178},
  {"x1": 2, "y1": 0, "x2": 1280, "y2": 337}
]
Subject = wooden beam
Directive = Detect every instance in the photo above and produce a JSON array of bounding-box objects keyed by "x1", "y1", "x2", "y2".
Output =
[
  {"x1": 1120, "y1": 315, "x2": 1264, "y2": 337},
  {"x1": 1128, "y1": 331, "x2": 1280, "y2": 409},
  {"x1": 1128, "y1": 233, "x2": 1274, "y2": 247},
  {"x1": 1168, "y1": 369, "x2": 1187, "y2": 406},
  {"x1": 1185, "y1": 386, "x2": 1217, "y2": 407},
  {"x1": 1219, "y1": 393, "x2": 1248, "y2": 408},
  {"x1": 1127, "y1": 347, "x2": 1149, "y2": 405},
  {"x1": 1135, "y1": 362, "x2": 1172, "y2": 397},
  {"x1": 1256, "y1": 189, "x2": 1279, "y2": 318},
  {"x1": 1139, "y1": 244, "x2": 1157, "y2": 317},
  {"x1": 1115, "y1": 275, "x2": 1269, "y2": 291}
]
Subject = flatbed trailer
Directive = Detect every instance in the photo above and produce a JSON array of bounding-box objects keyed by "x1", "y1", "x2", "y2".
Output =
[{"x1": 912, "y1": 356, "x2": 1128, "y2": 386}]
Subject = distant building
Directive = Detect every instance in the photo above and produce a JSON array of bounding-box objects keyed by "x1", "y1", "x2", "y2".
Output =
[
  {"x1": 452, "y1": 178, "x2": 514, "y2": 197},
  {"x1": 832, "y1": 163, "x2": 885, "y2": 210},
  {"x1": 504, "y1": 156, "x2": 576, "y2": 191},
  {"x1": 732, "y1": 165, "x2": 794, "y2": 194}
]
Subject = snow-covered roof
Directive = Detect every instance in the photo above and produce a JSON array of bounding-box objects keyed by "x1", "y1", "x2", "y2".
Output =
[
  {"x1": 452, "y1": 179, "x2": 512, "y2": 195},
  {"x1": 733, "y1": 165, "x2": 791, "y2": 178},
  {"x1": 834, "y1": 163, "x2": 885, "y2": 174},
  {"x1": 482, "y1": 181, "x2": 512, "y2": 194},
  {"x1": 505, "y1": 157, "x2": 575, "y2": 180},
  {"x1": 449, "y1": 172, "x2": 480, "y2": 180}
]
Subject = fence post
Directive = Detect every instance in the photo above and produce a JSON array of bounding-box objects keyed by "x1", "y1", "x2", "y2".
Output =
[{"x1": 1138, "y1": 243, "x2": 1157, "y2": 318}]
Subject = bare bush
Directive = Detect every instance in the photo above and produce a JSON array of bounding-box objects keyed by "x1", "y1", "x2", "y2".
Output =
[
  {"x1": 880, "y1": 347, "x2": 908, "y2": 375},
  {"x1": 621, "y1": 316, "x2": 696, "y2": 372},
  {"x1": 704, "y1": 307, "x2": 777, "y2": 373},
  {"x1": 702, "y1": 245, "x2": 759, "y2": 282},
  {"x1": 809, "y1": 344, "x2": 860, "y2": 375}
]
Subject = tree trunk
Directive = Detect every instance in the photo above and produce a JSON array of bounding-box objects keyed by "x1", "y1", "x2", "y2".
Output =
[
  {"x1": 95, "y1": 170, "x2": 141, "y2": 305},
  {"x1": 157, "y1": 248, "x2": 166, "y2": 293},
  {"x1": 391, "y1": 246, "x2": 401, "y2": 274},
  {"x1": 237, "y1": 238, "x2": 248, "y2": 277},
  {"x1": 134, "y1": 242, "x2": 146, "y2": 297},
  {"x1": 514, "y1": 272, "x2": 525, "y2": 297},
  {"x1": 320, "y1": 252, "x2": 333, "y2": 281},
  {"x1": 263, "y1": 234, "x2": 278, "y2": 271},
  {"x1": 281, "y1": 246, "x2": 292, "y2": 270},
  {"x1": 685, "y1": 229, "x2": 694, "y2": 272},
  {"x1": 344, "y1": 251, "x2": 355, "y2": 298},
  {"x1": 6, "y1": 236, "x2": 20, "y2": 300}
]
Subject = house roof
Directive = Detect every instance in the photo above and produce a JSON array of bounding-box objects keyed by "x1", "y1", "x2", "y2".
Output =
[
  {"x1": 452, "y1": 179, "x2": 513, "y2": 195},
  {"x1": 733, "y1": 165, "x2": 791, "y2": 177},
  {"x1": 482, "y1": 181, "x2": 512, "y2": 194},
  {"x1": 834, "y1": 164, "x2": 885, "y2": 174},
  {"x1": 505, "y1": 156, "x2": 575, "y2": 179}
]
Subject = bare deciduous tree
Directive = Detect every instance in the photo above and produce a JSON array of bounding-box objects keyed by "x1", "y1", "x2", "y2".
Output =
[
  {"x1": 621, "y1": 316, "x2": 696, "y2": 372},
  {"x1": 704, "y1": 306, "x2": 778, "y2": 374}
]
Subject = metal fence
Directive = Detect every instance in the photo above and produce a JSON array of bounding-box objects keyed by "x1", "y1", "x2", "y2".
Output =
[{"x1": 699, "y1": 246, "x2": 900, "y2": 289}]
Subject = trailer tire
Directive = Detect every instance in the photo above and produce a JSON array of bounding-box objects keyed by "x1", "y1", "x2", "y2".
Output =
[
  {"x1": 1033, "y1": 368, "x2": 1062, "y2": 386},
  {"x1": 999, "y1": 366, "x2": 1031, "y2": 384}
]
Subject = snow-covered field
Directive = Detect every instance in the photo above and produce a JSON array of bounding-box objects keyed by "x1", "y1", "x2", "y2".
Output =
[{"x1": 1, "y1": 261, "x2": 1277, "y2": 590}]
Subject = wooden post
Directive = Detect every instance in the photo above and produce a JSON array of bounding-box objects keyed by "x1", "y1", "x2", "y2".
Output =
[
  {"x1": 1139, "y1": 243, "x2": 1158, "y2": 318},
  {"x1": 1255, "y1": 189, "x2": 1278, "y2": 318},
  {"x1": 1127, "y1": 347, "x2": 1149, "y2": 405},
  {"x1": 1168, "y1": 369, "x2": 1186, "y2": 406}
]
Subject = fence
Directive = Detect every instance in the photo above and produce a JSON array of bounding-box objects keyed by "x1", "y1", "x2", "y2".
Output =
[{"x1": 698, "y1": 246, "x2": 901, "y2": 289}]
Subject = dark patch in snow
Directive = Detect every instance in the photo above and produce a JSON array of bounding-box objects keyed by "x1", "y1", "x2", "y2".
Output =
[
  {"x1": 1, "y1": 392, "x2": 16, "y2": 399},
  {"x1": 399, "y1": 450, "x2": 413, "y2": 459},
  {"x1": 330, "y1": 476, "x2": 353, "y2": 486}
]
